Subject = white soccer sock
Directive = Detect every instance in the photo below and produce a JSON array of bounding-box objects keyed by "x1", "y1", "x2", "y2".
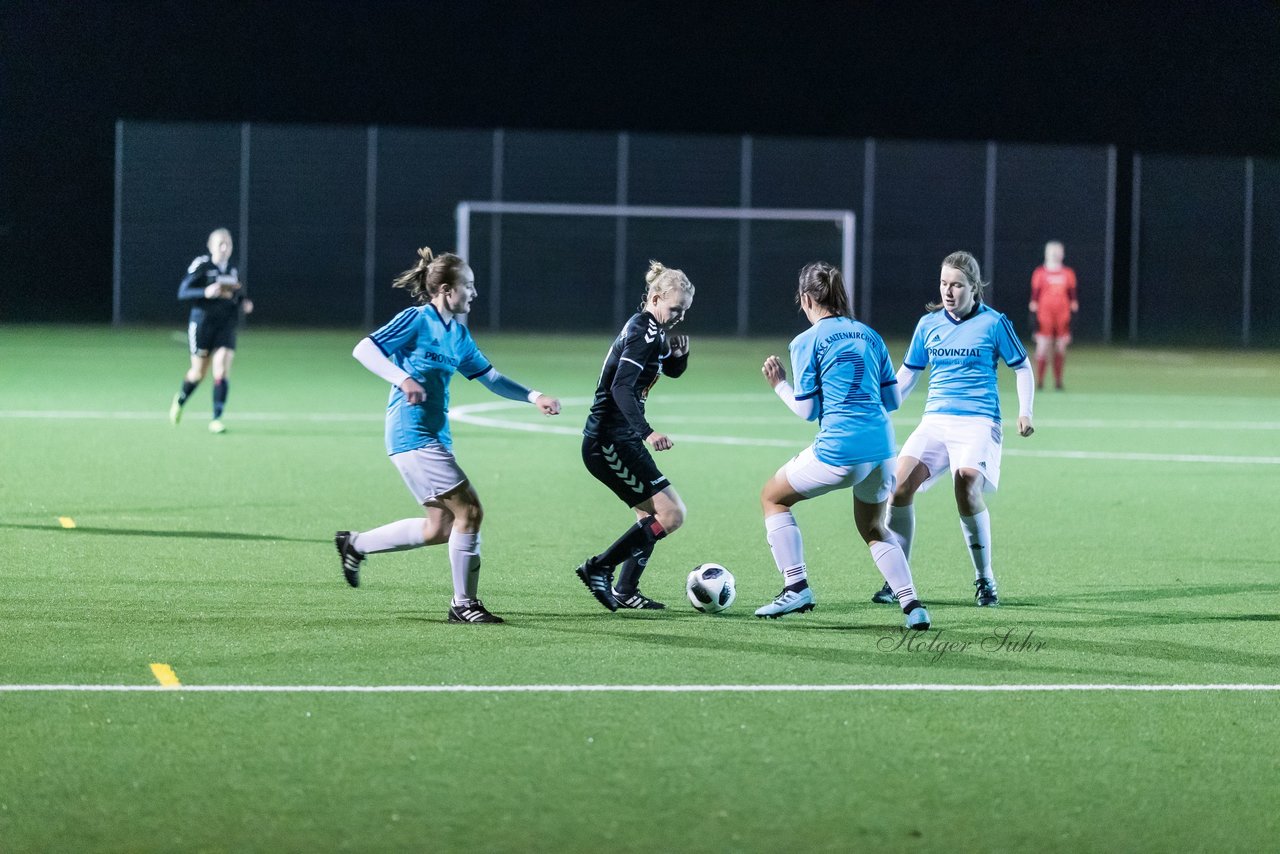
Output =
[
  {"x1": 869, "y1": 540, "x2": 917, "y2": 608},
  {"x1": 449, "y1": 530, "x2": 482, "y2": 603},
  {"x1": 764, "y1": 511, "x2": 806, "y2": 586},
  {"x1": 959, "y1": 510, "x2": 994, "y2": 582},
  {"x1": 351, "y1": 518, "x2": 427, "y2": 554},
  {"x1": 887, "y1": 504, "x2": 915, "y2": 560}
]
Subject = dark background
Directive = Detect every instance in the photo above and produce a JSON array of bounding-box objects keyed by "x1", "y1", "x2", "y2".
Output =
[{"x1": 3, "y1": 1, "x2": 1278, "y2": 332}]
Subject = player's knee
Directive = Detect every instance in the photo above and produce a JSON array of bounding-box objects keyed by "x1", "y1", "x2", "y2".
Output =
[
  {"x1": 458, "y1": 502, "x2": 483, "y2": 529},
  {"x1": 954, "y1": 471, "x2": 984, "y2": 508},
  {"x1": 656, "y1": 504, "x2": 685, "y2": 533}
]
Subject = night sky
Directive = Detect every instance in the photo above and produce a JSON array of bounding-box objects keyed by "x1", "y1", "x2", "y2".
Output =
[{"x1": 3, "y1": 1, "x2": 1278, "y2": 321}]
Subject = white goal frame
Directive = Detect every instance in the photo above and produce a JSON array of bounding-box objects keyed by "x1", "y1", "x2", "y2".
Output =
[{"x1": 455, "y1": 200, "x2": 856, "y2": 333}]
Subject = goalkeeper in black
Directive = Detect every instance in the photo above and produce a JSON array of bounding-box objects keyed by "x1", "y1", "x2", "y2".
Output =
[{"x1": 576, "y1": 260, "x2": 694, "y2": 611}]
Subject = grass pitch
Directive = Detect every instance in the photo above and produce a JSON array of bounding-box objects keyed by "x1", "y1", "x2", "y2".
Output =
[{"x1": 2, "y1": 325, "x2": 1279, "y2": 852}]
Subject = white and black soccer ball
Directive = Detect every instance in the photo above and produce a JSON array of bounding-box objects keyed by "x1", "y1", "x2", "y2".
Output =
[{"x1": 686, "y1": 563, "x2": 736, "y2": 614}]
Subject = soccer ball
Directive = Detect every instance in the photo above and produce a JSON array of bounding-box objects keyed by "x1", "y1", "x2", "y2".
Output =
[{"x1": 686, "y1": 563, "x2": 736, "y2": 613}]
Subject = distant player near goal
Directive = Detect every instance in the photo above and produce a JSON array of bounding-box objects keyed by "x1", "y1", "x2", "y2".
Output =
[
  {"x1": 1029, "y1": 240, "x2": 1078, "y2": 390},
  {"x1": 334, "y1": 247, "x2": 561, "y2": 624},
  {"x1": 168, "y1": 228, "x2": 254, "y2": 434},
  {"x1": 871, "y1": 251, "x2": 1034, "y2": 608},
  {"x1": 575, "y1": 261, "x2": 694, "y2": 611}
]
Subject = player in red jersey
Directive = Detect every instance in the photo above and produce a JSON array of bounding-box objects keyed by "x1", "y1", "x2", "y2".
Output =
[{"x1": 1029, "y1": 240, "x2": 1077, "y2": 390}]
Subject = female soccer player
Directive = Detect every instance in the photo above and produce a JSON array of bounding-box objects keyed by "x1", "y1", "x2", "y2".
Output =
[
  {"x1": 575, "y1": 261, "x2": 694, "y2": 611},
  {"x1": 870, "y1": 250, "x2": 1034, "y2": 608},
  {"x1": 755, "y1": 262, "x2": 930, "y2": 630},
  {"x1": 169, "y1": 228, "x2": 254, "y2": 433},
  {"x1": 1029, "y1": 240, "x2": 1078, "y2": 390},
  {"x1": 334, "y1": 247, "x2": 561, "y2": 624}
]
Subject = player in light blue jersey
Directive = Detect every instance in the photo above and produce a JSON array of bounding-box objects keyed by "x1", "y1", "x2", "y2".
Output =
[
  {"x1": 755, "y1": 262, "x2": 931, "y2": 630},
  {"x1": 870, "y1": 251, "x2": 1034, "y2": 608},
  {"x1": 334, "y1": 247, "x2": 561, "y2": 624}
]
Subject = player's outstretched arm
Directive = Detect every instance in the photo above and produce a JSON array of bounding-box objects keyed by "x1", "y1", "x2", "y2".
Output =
[{"x1": 477, "y1": 368, "x2": 560, "y2": 415}]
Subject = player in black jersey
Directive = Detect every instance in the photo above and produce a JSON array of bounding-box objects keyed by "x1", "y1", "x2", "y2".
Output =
[
  {"x1": 576, "y1": 261, "x2": 694, "y2": 611},
  {"x1": 168, "y1": 228, "x2": 254, "y2": 433}
]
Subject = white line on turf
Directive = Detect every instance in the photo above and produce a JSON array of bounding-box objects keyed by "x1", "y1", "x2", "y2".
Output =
[
  {"x1": 449, "y1": 400, "x2": 1280, "y2": 464},
  {"x1": 4, "y1": 400, "x2": 1279, "y2": 464},
  {"x1": 1, "y1": 683, "x2": 1279, "y2": 693}
]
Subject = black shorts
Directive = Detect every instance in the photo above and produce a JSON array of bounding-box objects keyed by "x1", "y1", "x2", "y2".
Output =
[
  {"x1": 582, "y1": 434, "x2": 670, "y2": 507},
  {"x1": 188, "y1": 316, "x2": 238, "y2": 357}
]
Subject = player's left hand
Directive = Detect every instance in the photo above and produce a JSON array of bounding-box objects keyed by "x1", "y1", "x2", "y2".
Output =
[
  {"x1": 535, "y1": 394, "x2": 560, "y2": 416},
  {"x1": 1017, "y1": 415, "x2": 1034, "y2": 437},
  {"x1": 670, "y1": 335, "x2": 689, "y2": 358},
  {"x1": 242, "y1": 298, "x2": 254, "y2": 315}
]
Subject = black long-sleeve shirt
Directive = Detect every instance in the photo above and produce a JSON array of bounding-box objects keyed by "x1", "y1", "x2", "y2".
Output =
[
  {"x1": 584, "y1": 311, "x2": 689, "y2": 441},
  {"x1": 178, "y1": 255, "x2": 246, "y2": 325}
]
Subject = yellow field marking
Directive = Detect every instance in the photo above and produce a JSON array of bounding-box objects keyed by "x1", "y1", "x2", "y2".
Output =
[
  {"x1": 58, "y1": 517, "x2": 77, "y2": 528},
  {"x1": 149, "y1": 664, "x2": 181, "y2": 688}
]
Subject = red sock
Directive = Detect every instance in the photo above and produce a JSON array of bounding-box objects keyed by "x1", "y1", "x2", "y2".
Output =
[
  {"x1": 1035, "y1": 355, "x2": 1047, "y2": 387},
  {"x1": 1053, "y1": 352, "x2": 1065, "y2": 387}
]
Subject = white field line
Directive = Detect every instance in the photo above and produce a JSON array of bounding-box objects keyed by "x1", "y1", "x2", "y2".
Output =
[
  {"x1": 449, "y1": 400, "x2": 1280, "y2": 464},
  {"x1": 0, "y1": 410, "x2": 382, "y2": 422},
  {"x1": 4, "y1": 400, "x2": 1279, "y2": 464},
  {"x1": 2, "y1": 683, "x2": 1280, "y2": 694}
]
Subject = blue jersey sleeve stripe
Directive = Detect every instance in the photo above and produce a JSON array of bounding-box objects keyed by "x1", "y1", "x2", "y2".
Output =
[
  {"x1": 904, "y1": 361, "x2": 927, "y2": 371},
  {"x1": 370, "y1": 336, "x2": 393, "y2": 357},
  {"x1": 377, "y1": 311, "x2": 416, "y2": 339},
  {"x1": 1000, "y1": 316, "x2": 1028, "y2": 360},
  {"x1": 880, "y1": 379, "x2": 898, "y2": 387},
  {"x1": 795, "y1": 390, "x2": 819, "y2": 401},
  {"x1": 1006, "y1": 355, "x2": 1027, "y2": 368},
  {"x1": 463, "y1": 363, "x2": 493, "y2": 381}
]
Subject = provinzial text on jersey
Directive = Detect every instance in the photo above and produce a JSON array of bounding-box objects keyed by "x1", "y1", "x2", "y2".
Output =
[{"x1": 927, "y1": 347, "x2": 984, "y2": 358}]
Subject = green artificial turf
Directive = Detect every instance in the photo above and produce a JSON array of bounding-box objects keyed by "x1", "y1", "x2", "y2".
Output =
[{"x1": 2, "y1": 325, "x2": 1278, "y2": 852}]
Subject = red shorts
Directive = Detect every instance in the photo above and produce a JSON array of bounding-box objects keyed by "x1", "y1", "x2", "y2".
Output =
[{"x1": 1036, "y1": 308, "x2": 1072, "y2": 340}]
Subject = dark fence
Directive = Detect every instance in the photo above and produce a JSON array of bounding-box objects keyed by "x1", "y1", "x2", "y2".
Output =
[{"x1": 116, "y1": 121, "x2": 1277, "y2": 345}]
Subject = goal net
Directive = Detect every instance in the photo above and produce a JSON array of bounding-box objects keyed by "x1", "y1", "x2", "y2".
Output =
[{"x1": 454, "y1": 201, "x2": 855, "y2": 335}]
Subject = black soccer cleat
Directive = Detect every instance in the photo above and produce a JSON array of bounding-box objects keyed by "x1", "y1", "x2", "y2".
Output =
[
  {"x1": 974, "y1": 577, "x2": 999, "y2": 607},
  {"x1": 575, "y1": 560, "x2": 620, "y2": 612},
  {"x1": 334, "y1": 531, "x2": 365, "y2": 588},
  {"x1": 871, "y1": 581, "x2": 898, "y2": 604},
  {"x1": 612, "y1": 588, "x2": 666, "y2": 610},
  {"x1": 447, "y1": 599, "x2": 505, "y2": 624}
]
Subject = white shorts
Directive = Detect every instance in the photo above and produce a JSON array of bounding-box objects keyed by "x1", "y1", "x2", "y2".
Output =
[
  {"x1": 898, "y1": 414, "x2": 1003, "y2": 493},
  {"x1": 782, "y1": 446, "x2": 896, "y2": 504},
  {"x1": 391, "y1": 445, "x2": 468, "y2": 505}
]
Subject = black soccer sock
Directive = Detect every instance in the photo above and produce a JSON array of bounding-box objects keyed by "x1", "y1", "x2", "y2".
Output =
[
  {"x1": 212, "y1": 378, "x2": 228, "y2": 419},
  {"x1": 613, "y1": 540, "x2": 657, "y2": 595},
  {"x1": 591, "y1": 515, "x2": 667, "y2": 570},
  {"x1": 177, "y1": 379, "x2": 199, "y2": 405}
]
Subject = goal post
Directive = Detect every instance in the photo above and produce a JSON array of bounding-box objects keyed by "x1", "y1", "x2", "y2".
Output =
[{"x1": 455, "y1": 201, "x2": 856, "y2": 333}]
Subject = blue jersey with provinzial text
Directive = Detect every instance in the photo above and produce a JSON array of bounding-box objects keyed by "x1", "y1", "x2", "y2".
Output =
[
  {"x1": 902, "y1": 304, "x2": 1028, "y2": 422},
  {"x1": 369, "y1": 305, "x2": 491, "y2": 454},
  {"x1": 790, "y1": 316, "x2": 898, "y2": 466}
]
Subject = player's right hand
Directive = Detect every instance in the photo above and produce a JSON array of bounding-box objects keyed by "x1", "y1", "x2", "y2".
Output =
[
  {"x1": 647, "y1": 431, "x2": 674, "y2": 451},
  {"x1": 761, "y1": 355, "x2": 786, "y2": 388},
  {"x1": 400, "y1": 377, "x2": 427, "y2": 405}
]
